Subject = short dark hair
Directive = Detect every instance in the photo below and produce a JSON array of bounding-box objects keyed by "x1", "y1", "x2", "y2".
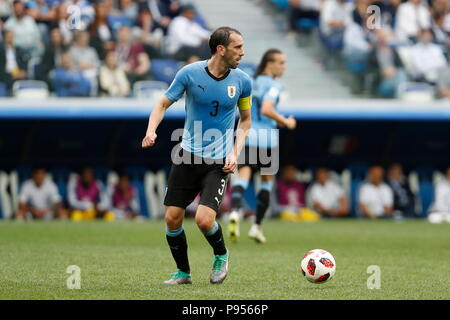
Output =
[{"x1": 209, "y1": 26, "x2": 242, "y2": 54}]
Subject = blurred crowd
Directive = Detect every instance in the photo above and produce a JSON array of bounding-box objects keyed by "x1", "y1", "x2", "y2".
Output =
[
  {"x1": 16, "y1": 163, "x2": 450, "y2": 222},
  {"x1": 287, "y1": 0, "x2": 450, "y2": 98},
  {"x1": 0, "y1": 0, "x2": 211, "y2": 96}
]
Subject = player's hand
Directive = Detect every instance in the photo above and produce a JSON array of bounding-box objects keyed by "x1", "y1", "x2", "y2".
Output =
[
  {"x1": 223, "y1": 152, "x2": 237, "y2": 173},
  {"x1": 285, "y1": 116, "x2": 297, "y2": 130},
  {"x1": 142, "y1": 132, "x2": 157, "y2": 148}
]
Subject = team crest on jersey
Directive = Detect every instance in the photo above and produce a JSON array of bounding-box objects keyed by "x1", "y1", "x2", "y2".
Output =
[{"x1": 227, "y1": 86, "x2": 236, "y2": 98}]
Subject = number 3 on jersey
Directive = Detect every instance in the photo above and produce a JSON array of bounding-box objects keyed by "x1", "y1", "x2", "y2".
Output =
[{"x1": 210, "y1": 100, "x2": 219, "y2": 117}]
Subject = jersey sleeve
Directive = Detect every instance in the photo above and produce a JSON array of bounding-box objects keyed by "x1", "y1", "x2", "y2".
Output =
[
  {"x1": 262, "y1": 82, "x2": 282, "y2": 103},
  {"x1": 164, "y1": 66, "x2": 190, "y2": 102},
  {"x1": 237, "y1": 74, "x2": 252, "y2": 111}
]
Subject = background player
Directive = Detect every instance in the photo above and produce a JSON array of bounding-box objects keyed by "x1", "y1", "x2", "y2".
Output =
[
  {"x1": 228, "y1": 48, "x2": 296, "y2": 244},
  {"x1": 142, "y1": 27, "x2": 252, "y2": 285}
]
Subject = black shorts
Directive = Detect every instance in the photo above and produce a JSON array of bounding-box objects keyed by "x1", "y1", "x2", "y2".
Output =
[
  {"x1": 164, "y1": 147, "x2": 229, "y2": 213},
  {"x1": 237, "y1": 146, "x2": 277, "y2": 173}
]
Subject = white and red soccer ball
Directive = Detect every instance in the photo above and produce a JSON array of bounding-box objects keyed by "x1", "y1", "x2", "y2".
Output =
[{"x1": 300, "y1": 249, "x2": 336, "y2": 283}]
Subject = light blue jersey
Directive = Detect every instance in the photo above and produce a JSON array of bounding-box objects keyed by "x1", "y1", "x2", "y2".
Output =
[
  {"x1": 165, "y1": 60, "x2": 252, "y2": 159},
  {"x1": 246, "y1": 74, "x2": 283, "y2": 149}
]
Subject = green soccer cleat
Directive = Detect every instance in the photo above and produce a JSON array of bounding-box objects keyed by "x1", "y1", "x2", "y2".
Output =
[
  {"x1": 227, "y1": 211, "x2": 240, "y2": 243},
  {"x1": 162, "y1": 270, "x2": 192, "y2": 285},
  {"x1": 210, "y1": 252, "x2": 229, "y2": 284}
]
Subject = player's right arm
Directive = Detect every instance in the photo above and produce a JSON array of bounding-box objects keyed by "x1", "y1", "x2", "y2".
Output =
[
  {"x1": 142, "y1": 65, "x2": 189, "y2": 148},
  {"x1": 260, "y1": 98, "x2": 296, "y2": 130},
  {"x1": 142, "y1": 96, "x2": 175, "y2": 148}
]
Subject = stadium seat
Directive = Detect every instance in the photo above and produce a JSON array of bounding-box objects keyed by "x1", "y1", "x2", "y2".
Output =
[
  {"x1": 350, "y1": 179, "x2": 363, "y2": 217},
  {"x1": 0, "y1": 83, "x2": 7, "y2": 97},
  {"x1": 297, "y1": 18, "x2": 319, "y2": 32},
  {"x1": 131, "y1": 179, "x2": 148, "y2": 218},
  {"x1": 133, "y1": 80, "x2": 168, "y2": 99},
  {"x1": 271, "y1": 0, "x2": 289, "y2": 10},
  {"x1": 0, "y1": 171, "x2": 13, "y2": 219},
  {"x1": 150, "y1": 59, "x2": 182, "y2": 85},
  {"x1": 397, "y1": 82, "x2": 435, "y2": 102},
  {"x1": 418, "y1": 179, "x2": 434, "y2": 217},
  {"x1": 12, "y1": 80, "x2": 49, "y2": 99},
  {"x1": 27, "y1": 57, "x2": 42, "y2": 80}
]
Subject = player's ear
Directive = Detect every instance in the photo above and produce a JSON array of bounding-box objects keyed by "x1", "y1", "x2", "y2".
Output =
[{"x1": 217, "y1": 45, "x2": 226, "y2": 57}]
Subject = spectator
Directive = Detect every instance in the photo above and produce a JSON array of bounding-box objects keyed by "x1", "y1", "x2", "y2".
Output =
[
  {"x1": 319, "y1": 0, "x2": 352, "y2": 46},
  {"x1": 89, "y1": 0, "x2": 114, "y2": 60},
  {"x1": 166, "y1": 3, "x2": 210, "y2": 61},
  {"x1": 431, "y1": 11, "x2": 450, "y2": 49},
  {"x1": 69, "y1": 30, "x2": 100, "y2": 95},
  {"x1": 133, "y1": 6, "x2": 164, "y2": 58},
  {"x1": 0, "y1": 29, "x2": 27, "y2": 92},
  {"x1": 410, "y1": 29, "x2": 447, "y2": 84},
  {"x1": 287, "y1": 0, "x2": 321, "y2": 37},
  {"x1": 309, "y1": 168, "x2": 348, "y2": 217},
  {"x1": 107, "y1": 174, "x2": 141, "y2": 219},
  {"x1": 437, "y1": 55, "x2": 450, "y2": 98},
  {"x1": 52, "y1": 52, "x2": 91, "y2": 97},
  {"x1": 395, "y1": 0, "x2": 431, "y2": 43},
  {"x1": 119, "y1": 0, "x2": 138, "y2": 23},
  {"x1": 16, "y1": 167, "x2": 67, "y2": 220},
  {"x1": 146, "y1": 0, "x2": 181, "y2": 31},
  {"x1": 114, "y1": 25, "x2": 151, "y2": 84},
  {"x1": 277, "y1": 165, "x2": 305, "y2": 213},
  {"x1": 99, "y1": 51, "x2": 130, "y2": 97},
  {"x1": 387, "y1": 163, "x2": 416, "y2": 217},
  {"x1": 37, "y1": 27, "x2": 69, "y2": 86},
  {"x1": 358, "y1": 165, "x2": 394, "y2": 219},
  {"x1": 68, "y1": 167, "x2": 113, "y2": 221},
  {"x1": 374, "y1": 27, "x2": 408, "y2": 98},
  {"x1": 4, "y1": 0, "x2": 42, "y2": 59},
  {"x1": 26, "y1": 0, "x2": 58, "y2": 38}
]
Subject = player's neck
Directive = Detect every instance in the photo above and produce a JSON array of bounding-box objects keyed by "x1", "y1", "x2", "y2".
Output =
[{"x1": 207, "y1": 56, "x2": 229, "y2": 79}]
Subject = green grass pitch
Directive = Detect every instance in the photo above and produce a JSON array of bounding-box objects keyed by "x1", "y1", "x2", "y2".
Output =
[{"x1": 0, "y1": 219, "x2": 449, "y2": 300}]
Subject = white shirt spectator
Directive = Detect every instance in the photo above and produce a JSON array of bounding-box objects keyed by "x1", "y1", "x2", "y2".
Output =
[
  {"x1": 359, "y1": 182, "x2": 393, "y2": 217},
  {"x1": 343, "y1": 22, "x2": 371, "y2": 56},
  {"x1": 410, "y1": 42, "x2": 447, "y2": 82},
  {"x1": 395, "y1": 1, "x2": 431, "y2": 42},
  {"x1": 430, "y1": 179, "x2": 450, "y2": 213},
  {"x1": 309, "y1": 180, "x2": 345, "y2": 211},
  {"x1": 4, "y1": 15, "x2": 42, "y2": 56},
  {"x1": 166, "y1": 15, "x2": 210, "y2": 55},
  {"x1": 19, "y1": 178, "x2": 61, "y2": 211},
  {"x1": 320, "y1": 0, "x2": 352, "y2": 36}
]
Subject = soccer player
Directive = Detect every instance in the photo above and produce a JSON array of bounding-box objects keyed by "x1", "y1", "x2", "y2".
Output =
[
  {"x1": 141, "y1": 27, "x2": 252, "y2": 285},
  {"x1": 227, "y1": 49, "x2": 297, "y2": 244}
]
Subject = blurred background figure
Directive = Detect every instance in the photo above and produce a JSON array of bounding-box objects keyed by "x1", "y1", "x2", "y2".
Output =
[
  {"x1": 99, "y1": 51, "x2": 130, "y2": 97},
  {"x1": 16, "y1": 167, "x2": 67, "y2": 220},
  {"x1": 309, "y1": 167, "x2": 348, "y2": 218},
  {"x1": 0, "y1": 29, "x2": 27, "y2": 93},
  {"x1": 410, "y1": 29, "x2": 447, "y2": 84},
  {"x1": 395, "y1": 0, "x2": 431, "y2": 43},
  {"x1": 277, "y1": 165, "x2": 305, "y2": 214},
  {"x1": 52, "y1": 52, "x2": 91, "y2": 97},
  {"x1": 69, "y1": 30, "x2": 100, "y2": 95},
  {"x1": 358, "y1": 165, "x2": 393, "y2": 219},
  {"x1": 166, "y1": 3, "x2": 210, "y2": 61},
  {"x1": 386, "y1": 163, "x2": 417, "y2": 218},
  {"x1": 114, "y1": 25, "x2": 151, "y2": 85},
  {"x1": 4, "y1": 0, "x2": 42, "y2": 59},
  {"x1": 68, "y1": 167, "x2": 113, "y2": 221},
  {"x1": 107, "y1": 173, "x2": 141, "y2": 220}
]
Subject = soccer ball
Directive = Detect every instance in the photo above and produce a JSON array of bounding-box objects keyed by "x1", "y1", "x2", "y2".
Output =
[{"x1": 300, "y1": 249, "x2": 336, "y2": 283}]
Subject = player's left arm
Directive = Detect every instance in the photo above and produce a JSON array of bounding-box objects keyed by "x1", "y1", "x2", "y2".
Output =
[{"x1": 223, "y1": 107, "x2": 251, "y2": 174}]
